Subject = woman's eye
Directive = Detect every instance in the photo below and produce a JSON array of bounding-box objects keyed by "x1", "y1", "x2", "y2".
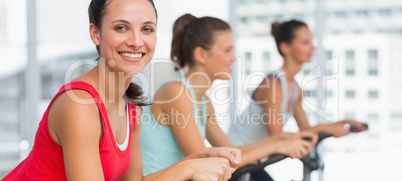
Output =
[
  {"x1": 115, "y1": 26, "x2": 127, "y2": 31},
  {"x1": 143, "y1": 27, "x2": 154, "y2": 33}
]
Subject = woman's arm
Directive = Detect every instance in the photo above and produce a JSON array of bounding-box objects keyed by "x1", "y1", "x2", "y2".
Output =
[
  {"x1": 207, "y1": 114, "x2": 316, "y2": 167},
  {"x1": 122, "y1": 106, "x2": 220, "y2": 181},
  {"x1": 238, "y1": 131, "x2": 316, "y2": 163},
  {"x1": 305, "y1": 120, "x2": 367, "y2": 138},
  {"x1": 154, "y1": 82, "x2": 241, "y2": 171},
  {"x1": 122, "y1": 106, "x2": 237, "y2": 181},
  {"x1": 49, "y1": 90, "x2": 104, "y2": 181},
  {"x1": 294, "y1": 86, "x2": 367, "y2": 137},
  {"x1": 294, "y1": 86, "x2": 312, "y2": 130},
  {"x1": 204, "y1": 96, "x2": 280, "y2": 167},
  {"x1": 205, "y1": 93, "x2": 315, "y2": 167},
  {"x1": 258, "y1": 79, "x2": 330, "y2": 137},
  {"x1": 205, "y1": 100, "x2": 243, "y2": 169},
  {"x1": 205, "y1": 98, "x2": 234, "y2": 148},
  {"x1": 255, "y1": 78, "x2": 285, "y2": 136},
  {"x1": 292, "y1": 86, "x2": 342, "y2": 135},
  {"x1": 156, "y1": 82, "x2": 207, "y2": 155},
  {"x1": 216, "y1": 79, "x2": 315, "y2": 164},
  {"x1": 145, "y1": 157, "x2": 233, "y2": 181}
]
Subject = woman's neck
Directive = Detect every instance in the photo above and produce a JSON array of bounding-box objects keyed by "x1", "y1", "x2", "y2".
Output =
[
  {"x1": 185, "y1": 67, "x2": 213, "y2": 101},
  {"x1": 281, "y1": 57, "x2": 302, "y2": 82},
  {"x1": 92, "y1": 63, "x2": 131, "y2": 107}
]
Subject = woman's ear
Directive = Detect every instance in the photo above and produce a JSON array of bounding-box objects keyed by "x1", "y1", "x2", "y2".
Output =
[
  {"x1": 193, "y1": 46, "x2": 206, "y2": 65},
  {"x1": 279, "y1": 42, "x2": 291, "y2": 56},
  {"x1": 90, "y1": 23, "x2": 101, "y2": 46}
]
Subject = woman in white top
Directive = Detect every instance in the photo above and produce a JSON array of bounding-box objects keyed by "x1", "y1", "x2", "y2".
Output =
[{"x1": 228, "y1": 20, "x2": 368, "y2": 180}]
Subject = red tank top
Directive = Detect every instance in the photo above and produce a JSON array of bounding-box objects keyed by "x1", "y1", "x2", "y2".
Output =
[{"x1": 3, "y1": 81, "x2": 136, "y2": 181}]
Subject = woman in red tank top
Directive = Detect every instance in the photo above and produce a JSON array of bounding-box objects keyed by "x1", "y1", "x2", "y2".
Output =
[{"x1": 3, "y1": 0, "x2": 241, "y2": 180}]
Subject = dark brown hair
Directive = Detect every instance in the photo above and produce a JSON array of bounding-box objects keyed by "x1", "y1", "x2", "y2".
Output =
[
  {"x1": 170, "y1": 14, "x2": 231, "y2": 71},
  {"x1": 271, "y1": 20, "x2": 307, "y2": 56},
  {"x1": 88, "y1": 0, "x2": 157, "y2": 106}
]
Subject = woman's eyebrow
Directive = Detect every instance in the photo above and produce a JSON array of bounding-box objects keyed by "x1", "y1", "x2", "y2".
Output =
[
  {"x1": 110, "y1": 19, "x2": 156, "y2": 26},
  {"x1": 144, "y1": 21, "x2": 157, "y2": 26},
  {"x1": 111, "y1": 19, "x2": 130, "y2": 24}
]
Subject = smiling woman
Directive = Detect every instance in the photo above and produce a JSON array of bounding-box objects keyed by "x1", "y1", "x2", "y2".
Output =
[
  {"x1": 2, "y1": 0, "x2": 241, "y2": 180},
  {"x1": 90, "y1": 0, "x2": 157, "y2": 77}
]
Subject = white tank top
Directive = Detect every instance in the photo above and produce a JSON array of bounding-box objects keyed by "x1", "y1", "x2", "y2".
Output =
[
  {"x1": 116, "y1": 104, "x2": 130, "y2": 151},
  {"x1": 228, "y1": 69, "x2": 299, "y2": 146}
]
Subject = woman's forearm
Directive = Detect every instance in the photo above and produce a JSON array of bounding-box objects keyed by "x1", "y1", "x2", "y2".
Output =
[
  {"x1": 237, "y1": 138, "x2": 276, "y2": 167},
  {"x1": 302, "y1": 124, "x2": 326, "y2": 134},
  {"x1": 143, "y1": 160, "x2": 192, "y2": 181}
]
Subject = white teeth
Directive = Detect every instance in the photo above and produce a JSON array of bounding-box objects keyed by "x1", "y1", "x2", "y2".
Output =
[{"x1": 120, "y1": 53, "x2": 142, "y2": 59}]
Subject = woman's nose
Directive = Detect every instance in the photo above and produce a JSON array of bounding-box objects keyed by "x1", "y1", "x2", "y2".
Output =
[{"x1": 126, "y1": 31, "x2": 144, "y2": 48}]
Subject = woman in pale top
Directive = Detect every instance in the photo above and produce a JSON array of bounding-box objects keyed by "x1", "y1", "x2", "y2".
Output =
[
  {"x1": 140, "y1": 14, "x2": 317, "y2": 179},
  {"x1": 228, "y1": 20, "x2": 368, "y2": 180}
]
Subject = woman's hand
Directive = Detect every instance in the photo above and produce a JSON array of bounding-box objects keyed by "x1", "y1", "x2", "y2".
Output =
[
  {"x1": 322, "y1": 121, "x2": 350, "y2": 138},
  {"x1": 203, "y1": 147, "x2": 241, "y2": 173},
  {"x1": 186, "y1": 157, "x2": 233, "y2": 181},
  {"x1": 271, "y1": 132, "x2": 317, "y2": 159},
  {"x1": 148, "y1": 156, "x2": 234, "y2": 181},
  {"x1": 322, "y1": 120, "x2": 368, "y2": 137},
  {"x1": 340, "y1": 119, "x2": 369, "y2": 133}
]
